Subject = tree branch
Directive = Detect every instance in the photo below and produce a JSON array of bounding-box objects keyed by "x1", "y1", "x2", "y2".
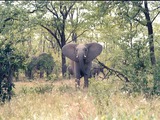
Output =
[
  {"x1": 151, "y1": 11, "x2": 160, "y2": 23},
  {"x1": 44, "y1": 35, "x2": 56, "y2": 49},
  {"x1": 66, "y1": 27, "x2": 77, "y2": 42},
  {"x1": 96, "y1": 59, "x2": 130, "y2": 82},
  {"x1": 65, "y1": 2, "x2": 75, "y2": 18},
  {"x1": 150, "y1": 6, "x2": 160, "y2": 11},
  {"x1": 76, "y1": 30, "x2": 88, "y2": 38},
  {"x1": 40, "y1": 24, "x2": 61, "y2": 47},
  {"x1": 46, "y1": 3, "x2": 59, "y2": 19}
]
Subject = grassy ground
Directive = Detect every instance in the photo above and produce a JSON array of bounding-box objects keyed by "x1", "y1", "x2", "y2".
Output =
[{"x1": 0, "y1": 78, "x2": 160, "y2": 120}]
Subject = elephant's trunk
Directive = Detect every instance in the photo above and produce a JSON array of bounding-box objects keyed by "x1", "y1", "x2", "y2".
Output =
[{"x1": 79, "y1": 55, "x2": 86, "y2": 75}]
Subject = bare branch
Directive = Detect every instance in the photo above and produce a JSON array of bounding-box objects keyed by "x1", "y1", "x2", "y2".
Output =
[
  {"x1": 151, "y1": 11, "x2": 160, "y2": 23},
  {"x1": 40, "y1": 24, "x2": 61, "y2": 47},
  {"x1": 51, "y1": 1, "x2": 58, "y2": 15},
  {"x1": 46, "y1": 3, "x2": 59, "y2": 19},
  {"x1": 65, "y1": 2, "x2": 75, "y2": 17},
  {"x1": 76, "y1": 30, "x2": 88, "y2": 38},
  {"x1": 96, "y1": 59, "x2": 130, "y2": 82},
  {"x1": 28, "y1": 9, "x2": 37, "y2": 13},
  {"x1": 66, "y1": 28, "x2": 77, "y2": 42},
  {"x1": 44, "y1": 35, "x2": 56, "y2": 50},
  {"x1": 60, "y1": 2, "x2": 64, "y2": 17},
  {"x1": 150, "y1": 6, "x2": 160, "y2": 11}
]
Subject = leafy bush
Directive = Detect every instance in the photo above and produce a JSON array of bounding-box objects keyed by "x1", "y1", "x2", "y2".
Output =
[
  {"x1": 26, "y1": 53, "x2": 55, "y2": 79},
  {"x1": 0, "y1": 42, "x2": 25, "y2": 103},
  {"x1": 153, "y1": 60, "x2": 160, "y2": 95},
  {"x1": 118, "y1": 41, "x2": 155, "y2": 96}
]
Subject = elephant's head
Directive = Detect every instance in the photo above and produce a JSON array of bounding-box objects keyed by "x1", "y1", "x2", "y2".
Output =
[{"x1": 62, "y1": 42, "x2": 102, "y2": 63}]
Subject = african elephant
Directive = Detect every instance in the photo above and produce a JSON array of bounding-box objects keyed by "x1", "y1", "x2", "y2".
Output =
[
  {"x1": 90, "y1": 62, "x2": 105, "y2": 78},
  {"x1": 67, "y1": 60, "x2": 74, "y2": 79},
  {"x1": 62, "y1": 42, "x2": 102, "y2": 88},
  {"x1": 25, "y1": 53, "x2": 54, "y2": 79}
]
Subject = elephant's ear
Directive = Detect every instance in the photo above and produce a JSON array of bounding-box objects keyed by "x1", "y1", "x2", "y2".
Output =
[
  {"x1": 62, "y1": 43, "x2": 77, "y2": 61},
  {"x1": 86, "y1": 43, "x2": 102, "y2": 62}
]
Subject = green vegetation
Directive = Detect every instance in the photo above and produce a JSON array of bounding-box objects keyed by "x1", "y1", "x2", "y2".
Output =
[
  {"x1": 0, "y1": 42, "x2": 25, "y2": 103},
  {"x1": 89, "y1": 78, "x2": 160, "y2": 119},
  {"x1": 0, "y1": 1, "x2": 160, "y2": 119},
  {"x1": 25, "y1": 53, "x2": 55, "y2": 79}
]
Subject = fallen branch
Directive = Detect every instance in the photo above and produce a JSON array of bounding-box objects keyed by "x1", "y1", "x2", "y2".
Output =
[{"x1": 96, "y1": 59, "x2": 130, "y2": 82}]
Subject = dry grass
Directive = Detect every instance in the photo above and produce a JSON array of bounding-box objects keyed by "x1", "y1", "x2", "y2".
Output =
[
  {"x1": 0, "y1": 79, "x2": 96, "y2": 120},
  {"x1": 102, "y1": 93, "x2": 160, "y2": 119},
  {"x1": 0, "y1": 78, "x2": 160, "y2": 120}
]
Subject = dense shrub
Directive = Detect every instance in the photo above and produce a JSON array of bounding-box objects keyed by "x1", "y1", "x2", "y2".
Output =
[
  {"x1": 118, "y1": 41, "x2": 155, "y2": 96},
  {"x1": 0, "y1": 42, "x2": 25, "y2": 103},
  {"x1": 26, "y1": 53, "x2": 55, "y2": 79}
]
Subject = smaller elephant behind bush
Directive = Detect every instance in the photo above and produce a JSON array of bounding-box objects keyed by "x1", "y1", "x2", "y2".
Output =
[
  {"x1": 67, "y1": 60, "x2": 74, "y2": 79},
  {"x1": 90, "y1": 62, "x2": 105, "y2": 78},
  {"x1": 25, "y1": 53, "x2": 55, "y2": 79}
]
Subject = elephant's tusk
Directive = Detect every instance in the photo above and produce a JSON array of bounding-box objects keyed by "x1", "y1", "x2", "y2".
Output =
[
  {"x1": 76, "y1": 55, "x2": 78, "y2": 58},
  {"x1": 84, "y1": 55, "x2": 86, "y2": 58}
]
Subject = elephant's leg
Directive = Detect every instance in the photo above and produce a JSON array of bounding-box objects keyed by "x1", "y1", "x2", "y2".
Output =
[
  {"x1": 83, "y1": 75, "x2": 89, "y2": 88},
  {"x1": 46, "y1": 71, "x2": 51, "y2": 78},
  {"x1": 74, "y1": 63, "x2": 81, "y2": 89},
  {"x1": 30, "y1": 70, "x2": 33, "y2": 79},
  {"x1": 68, "y1": 70, "x2": 71, "y2": 79},
  {"x1": 75, "y1": 78, "x2": 80, "y2": 89},
  {"x1": 40, "y1": 71, "x2": 44, "y2": 78},
  {"x1": 84, "y1": 62, "x2": 92, "y2": 88}
]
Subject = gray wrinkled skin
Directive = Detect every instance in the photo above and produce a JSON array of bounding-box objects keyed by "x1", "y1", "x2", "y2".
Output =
[{"x1": 62, "y1": 43, "x2": 102, "y2": 88}]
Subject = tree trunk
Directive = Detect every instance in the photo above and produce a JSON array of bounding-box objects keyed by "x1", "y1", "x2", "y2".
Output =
[
  {"x1": 72, "y1": 32, "x2": 77, "y2": 43},
  {"x1": 61, "y1": 30, "x2": 67, "y2": 77},
  {"x1": 143, "y1": 1, "x2": 159, "y2": 94},
  {"x1": 61, "y1": 53, "x2": 67, "y2": 77},
  {"x1": 144, "y1": 1, "x2": 156, "y2": 66}
]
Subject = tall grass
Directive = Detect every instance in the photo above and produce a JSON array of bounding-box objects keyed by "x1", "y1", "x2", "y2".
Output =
[
  {"x1": 0, "y1": 80, "x2": 96, "y2": 120},
  {"x1": 89, "y1": 78, "x2": 160, "y2": 120},
  {"x1": 0, "y1": 79, "x2": 160, "y2": 120}
]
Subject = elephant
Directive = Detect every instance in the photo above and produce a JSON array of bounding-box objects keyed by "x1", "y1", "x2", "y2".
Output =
[
  {"x1": 67, "y1": 60, "x2": 74, "y2": 79},
  {"x1": 62, "y1": 42, "x2": 102, "y2": 88},
  {"x1": 25, "y1": 53, "x2": 54, "y2": 79},
  {"x1": 90, "y1": 62, "x2": 105, "y2": 78}
]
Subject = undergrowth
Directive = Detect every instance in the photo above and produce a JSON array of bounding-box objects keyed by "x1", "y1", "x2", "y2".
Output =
[
  {"x1": 88, "y1": 78, "x2": 160, "y2": 119},
  {"x1": 0, "y1": 79, "x2": 159, "y2": 120}
]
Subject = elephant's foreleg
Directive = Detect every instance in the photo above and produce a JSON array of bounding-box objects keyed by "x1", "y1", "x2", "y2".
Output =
[
  {"x1": 75, "y1": 78, "x2": 80, "y2": 89},
  {"x1": 40, "y1": 71, "x2": 44, "y2": 78},
  {"x1": 83, "y1": 76, "x2": 89, "y2": 88}
]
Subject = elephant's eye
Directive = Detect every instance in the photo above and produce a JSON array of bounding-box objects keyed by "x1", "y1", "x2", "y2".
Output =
[{"x1": 84, "y1": 48, "x2": 88, "y2": 52}]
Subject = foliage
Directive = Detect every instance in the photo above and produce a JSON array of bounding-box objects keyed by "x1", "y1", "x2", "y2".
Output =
[
  {"x1": 0, "y1": 42, "x2": 25, "y2": 103},
  {"x1": 90, "y1": 1, "x2": 160, "y2": 96},
  {"x1": 88, "y1": 78, "x2": 160, "y2": 119},
  {"x1": 26, "y1": 53, "x2": 55, "y2": 79},
  {"x1": 153, "y1": 60, "x2": 160, "y2": 95},
  {"x1": 118, "y1": 40, "x2": 152, "y2": 94},
  {"x1": 37, "y1": 53, "x2": 54, "y2": 74}
]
